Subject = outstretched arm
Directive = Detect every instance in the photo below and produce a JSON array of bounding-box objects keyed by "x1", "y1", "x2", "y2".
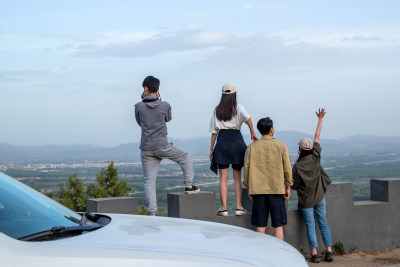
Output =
[
  {"x1": 245, "y1": 118, "x2": 258, "y2": 142},
  {"x1": 314, "y1": 108, "x2": 326, "y2": 143}
]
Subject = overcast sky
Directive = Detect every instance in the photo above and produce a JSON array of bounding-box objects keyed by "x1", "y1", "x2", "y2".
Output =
[{"x1": 1, "y1": 1, "x2": 399, "y2": 147}]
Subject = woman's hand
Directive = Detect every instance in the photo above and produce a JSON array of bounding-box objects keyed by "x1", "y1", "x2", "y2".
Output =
[
  {"x1": 314, "y1": 108, "x2": 326, "y2": 143},
  {"x1": 245, "y1": 118, "x2": 258, "y2": 142},
  {"x1": 209, "y1": 149, "x2": 213, "y2": 161},
  {"x1": 251, "y1": 132, "x2": 258, "y2": 142},
  {"x1": 316, "y1": 108, "x2": 326, "y2": 120}
]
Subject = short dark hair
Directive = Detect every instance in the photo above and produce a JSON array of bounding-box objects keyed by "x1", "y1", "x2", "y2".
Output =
[
  {"x1": 257, "y1": 117, "x2": 273, "y2": 135},
  {"x1": 142, "y1": 76, "x2": 160, "y2": 93}
]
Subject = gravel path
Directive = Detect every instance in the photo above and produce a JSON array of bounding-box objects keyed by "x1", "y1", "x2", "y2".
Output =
[{"x1": 305, "y1": 248, "x2": 400, "y2": 267}]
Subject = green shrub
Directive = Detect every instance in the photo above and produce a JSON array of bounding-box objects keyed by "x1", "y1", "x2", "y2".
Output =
[
  {"x1": 138, "y1": 206, "x2": 150, "y2": 215},
  {"x1": 334, "y1": 242, "x2": 345, "y2": 255},
  {"x1": 53, "y1": 161, "x2": 132, "y2": 212}
]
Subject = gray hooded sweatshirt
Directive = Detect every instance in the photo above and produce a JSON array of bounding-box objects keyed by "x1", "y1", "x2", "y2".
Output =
[{"x1": 134, "y1": 95, "x2": 172, "y2": 151}]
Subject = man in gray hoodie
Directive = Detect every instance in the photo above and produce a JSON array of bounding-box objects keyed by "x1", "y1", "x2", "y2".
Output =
[{"x1": 135, "y1": 76, "x2": 200, "y2": 215}]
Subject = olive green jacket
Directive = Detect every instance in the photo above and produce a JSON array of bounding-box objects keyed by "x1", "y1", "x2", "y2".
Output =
[{"x1": 292, "y1": 142, "x2": 332, "y2": 209}]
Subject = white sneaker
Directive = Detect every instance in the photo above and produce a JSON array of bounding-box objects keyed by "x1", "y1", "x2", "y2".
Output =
[
  {"x1": 235, "y1": 206, "x2": 247, "y2": 216},
  {"x1": 217, "y1": 207, "x2": 229, "y2": 216}
]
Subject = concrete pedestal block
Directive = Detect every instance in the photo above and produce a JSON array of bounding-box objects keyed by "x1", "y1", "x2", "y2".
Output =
[
  {"x1": 167, "y1": 191, "x2": 216, "y2": 219},
  {"x1": 371, "y1": 178, "x2": 400, "y2": 203},
  {"x1": 87, "y1": 197, "x2": 138, "y2": 214},
  {"x1": 371, "y1": 179, "x2": 389, "y2": 202}
]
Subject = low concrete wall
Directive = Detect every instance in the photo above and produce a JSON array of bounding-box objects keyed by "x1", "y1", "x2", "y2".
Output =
[
  {"x1": 85, "y1": 178, "x2": 400, "y2": 253},
  {"x1": 167, "y1": 178, "x2": 400, "y2": 253},
  {"x1": 87, "y1": 196, "x2": 138, "y2": 215}
]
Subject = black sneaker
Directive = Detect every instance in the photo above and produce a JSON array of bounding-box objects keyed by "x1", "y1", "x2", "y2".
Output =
[
  {"x1": 310, "y1": 254, "x2": 320, "y2": 263},
  {"x1": 324, "y1": 251, "x2": 333, "y2": 262},
  {"x1": 185, "y1": 185, "x2": 200, "y2": 194}
]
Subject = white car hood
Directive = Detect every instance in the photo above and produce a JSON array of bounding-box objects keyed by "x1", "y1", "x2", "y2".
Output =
[{"x1": 0, "y1": 214, "x2": 307, "y2": 266}]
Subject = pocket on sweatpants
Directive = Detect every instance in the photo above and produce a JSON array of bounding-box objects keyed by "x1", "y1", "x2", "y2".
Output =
[{"x1": 159, "y1": 143, "x2": 173, "y2": 151}]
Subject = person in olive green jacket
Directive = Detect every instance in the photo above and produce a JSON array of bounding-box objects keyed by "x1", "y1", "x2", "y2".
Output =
[
  {"x1": 292, "y1": 108, "x2": 333, "y2": 263},
  {"x1": 243, "y1": 117, "x2": 292, "y2": 240}
]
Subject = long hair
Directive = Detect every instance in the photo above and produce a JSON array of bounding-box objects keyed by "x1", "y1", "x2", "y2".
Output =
[
  {"x1": 296, "y1": 148, "x2": 313, "y2": 162},
  {"x1": 215, "y1": 93, "x2": 237, "y2": 122}
]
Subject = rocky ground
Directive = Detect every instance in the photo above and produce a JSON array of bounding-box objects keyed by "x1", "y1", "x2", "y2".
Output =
[{"x1": 304, "y1": 248, "x2": 400, "y2": 266}]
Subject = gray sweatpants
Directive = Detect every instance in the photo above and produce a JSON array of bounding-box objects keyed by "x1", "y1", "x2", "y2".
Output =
[{"x1": 141, "y1": 143, "x2": 194, "y2": 214}]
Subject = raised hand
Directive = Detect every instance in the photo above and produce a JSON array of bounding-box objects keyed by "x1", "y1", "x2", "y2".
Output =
[
  {"x1": 316, "y1": 108, "x2": 326, "y2": 120},
  {"x1": 314, "y1": 108, "x2": 326, "y2": 143}
]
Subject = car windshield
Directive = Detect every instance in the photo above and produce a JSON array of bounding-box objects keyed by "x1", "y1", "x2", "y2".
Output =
[{"x1": 0, "y1": 172, "x2": 82, "y2": 239}]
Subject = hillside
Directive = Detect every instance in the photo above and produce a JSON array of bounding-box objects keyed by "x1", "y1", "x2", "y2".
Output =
[{"x1": 1, "y1": 131, "x2": 400, "y2": 164}]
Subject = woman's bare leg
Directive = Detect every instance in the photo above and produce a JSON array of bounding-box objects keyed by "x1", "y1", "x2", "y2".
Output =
[
  {"x1": 219, "y1": 169, "x2": 229, "y2": 210},
  {"x1": 233, "y1": 169, "x2": 242, "y2": 209}
]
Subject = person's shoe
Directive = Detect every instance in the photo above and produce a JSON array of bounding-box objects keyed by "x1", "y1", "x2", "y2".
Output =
[
  {"x1": 324, "y1": 251, "x2": 333, "y2": 262},
  {"x1": 185, "y1": 185, "x2": 200, "y2": 194},
  {"x1": 310, "y1": 254, "x2": 320, "y2": 263},
  {"x1": 235, "y1": 206, "x2": 247, "y2": 216},
  {"x1": 217, "y1": 207, "x2": 229, "y2": 216}
]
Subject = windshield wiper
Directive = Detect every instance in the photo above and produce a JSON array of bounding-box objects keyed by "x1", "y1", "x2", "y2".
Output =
[
  {"x1": 78, "y1": 212, "x2": 98, "y2": 226},
  {"x1": 19, "y1": 223, "x2": 103, "y2": 241}
]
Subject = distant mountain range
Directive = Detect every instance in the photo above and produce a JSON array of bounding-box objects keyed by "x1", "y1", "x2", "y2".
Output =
[{"x1": 1, "y1": 131, "x2": 400, "y2": 164}]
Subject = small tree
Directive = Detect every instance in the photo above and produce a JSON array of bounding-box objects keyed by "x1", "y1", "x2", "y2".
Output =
[
  {"x1": 52, "y1": 161, "x2": 132, "y2": 212},
  {"x1": 86, "y1": 161, "x2": 132, "y2": 198},
  {"x1": 138, "y1": 205, "x2": 149, "y2": 215},
  {"x1": 56, "y1": 174, "x2": 87, "y2": 212}
]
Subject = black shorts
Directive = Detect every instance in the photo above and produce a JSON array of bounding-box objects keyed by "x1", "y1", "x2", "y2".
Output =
[
  {"x1": 251, "y1": 194, "x2": 287, "y2": 228},
  {"x1": 217, "y1": 163, "x2": 243, "y2": 170}
]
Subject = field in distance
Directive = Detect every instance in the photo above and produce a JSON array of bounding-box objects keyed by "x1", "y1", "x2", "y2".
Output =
[{"x1": 3, "y1": 150, "x2": 400, "y2": 216}]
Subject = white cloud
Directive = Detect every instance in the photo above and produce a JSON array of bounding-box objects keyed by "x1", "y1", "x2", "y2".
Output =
[
  {"x1": 275, "y1": 28, "x2": 400, "y2": 48},
  {"x1": 32, "y1": 27, "x2": 396, "y2": 85},
  {"x1": 68, "y1": 28, "x2": 238, "y2": 58},
  {"x1": 342, "y1": 36, "x2": 383, "y2": 42}
]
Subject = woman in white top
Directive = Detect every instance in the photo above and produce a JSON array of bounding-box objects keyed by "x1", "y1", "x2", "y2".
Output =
[{"x1": 209, "y1": 83, "x2": 258, "y2": 216}]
